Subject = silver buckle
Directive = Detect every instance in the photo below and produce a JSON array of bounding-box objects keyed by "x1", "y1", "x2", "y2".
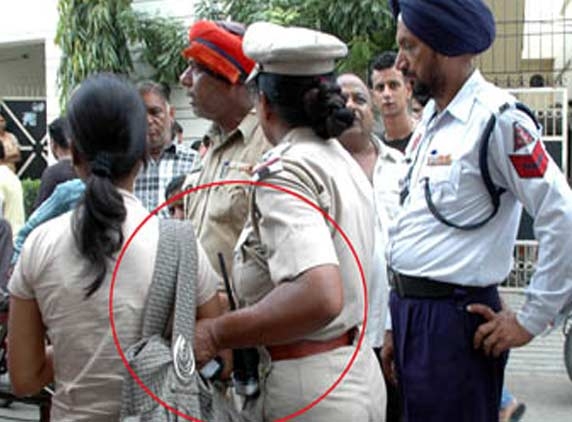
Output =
[{"x1": 173, "y1": 334, "x2": 196, "y2": 384}]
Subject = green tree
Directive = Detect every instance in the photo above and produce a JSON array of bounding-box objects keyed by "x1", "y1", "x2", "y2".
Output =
[
  {"x1": 195, "y1": 0, "x2": 396, "y2": 79},
  {"x1": 56, "y1": 0, "x2": 187, "y2": 109},
  {"x1": 56, "y1": 0, "x2": 133, "y2": 110},
  {"x1": 120, "y1": 11, "x2": 188, "y2": 87}
]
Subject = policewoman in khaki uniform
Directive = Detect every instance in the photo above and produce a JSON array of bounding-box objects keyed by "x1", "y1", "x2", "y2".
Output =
[{"x1": 193, "y1": 22, "x2": 385, "y2": 421}]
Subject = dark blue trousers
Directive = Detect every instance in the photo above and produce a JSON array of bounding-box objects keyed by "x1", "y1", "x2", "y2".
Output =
[{"x1": 390, "y1": 286, "x2": 507, "y2": 422}]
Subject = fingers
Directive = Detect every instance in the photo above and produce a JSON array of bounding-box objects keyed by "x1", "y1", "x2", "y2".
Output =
[
  {"x1": 467, "y1": 304, "x2": 498, "y2": 350},
  {"x1": 193, "y1": 321, "x2": 218, "y2": 368},
  {"x1": 481, "y1": 327, "x2": 504, "y2": 357},
  {"x1": 381, "y1": 353, "x2": 394, "y2": 385},
  {"x1": 472, "y1": 318, "x2": 497, "y2": 350},
  {"x1": 381, "y1": 334, "x2": 398, "y2": 386},
  {"x1": 466, "y1": 303, "x2": 496, "y2": 321},
  {"x1": 480, "y1": 312, "x2": 534, "y2": 357},
  {"x1": 390, "y1": 362, "x2": 398, "y2": 385}
]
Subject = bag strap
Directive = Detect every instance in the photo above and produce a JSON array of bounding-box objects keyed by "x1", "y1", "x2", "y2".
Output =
[{"x1": 141, "y1": 219, "x2": 198, "y2": 359}]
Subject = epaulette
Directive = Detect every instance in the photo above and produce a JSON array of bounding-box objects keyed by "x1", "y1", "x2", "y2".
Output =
[{"x1": 252, "y1": 142, "x2": 292, "y2": 181}]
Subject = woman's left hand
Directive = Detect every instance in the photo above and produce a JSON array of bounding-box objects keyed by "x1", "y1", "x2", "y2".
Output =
[{"x1": 193, "y1": 318, "x2": 219, "y2": 368}]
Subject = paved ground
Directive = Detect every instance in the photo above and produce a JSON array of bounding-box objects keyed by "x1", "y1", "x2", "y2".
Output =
[
  {"x1": 506, "y1": 372, "x2": 572, "y2": 422},
  {"x1": 0, "y1": 402, "x2": 38, "y2": 421},
  {"x1": 502, "y1": 290, "x2": 572, "y2": 422}
]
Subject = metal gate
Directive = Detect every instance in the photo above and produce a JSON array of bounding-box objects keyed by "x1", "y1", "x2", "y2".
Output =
[
  {"x1": 503, "y1": 87, "x2": 568, "y2": 290},
  {"x1": 0, "y1": 97, "x2": 47, "y2": 180}
]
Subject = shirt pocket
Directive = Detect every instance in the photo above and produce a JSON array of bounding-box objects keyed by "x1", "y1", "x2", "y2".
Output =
[
  {"x1": 232, "y1": 225, "x2": 274, "y2": 307},
  {"x1": 418, "y1": 160, "x2": 462, "y2": 205},
  {"x1": 209, "y1": 167, "x2": 249, "y2": 227}
]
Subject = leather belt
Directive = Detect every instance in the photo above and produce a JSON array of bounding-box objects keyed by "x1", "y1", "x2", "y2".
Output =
[
  {"x1": 267, "y1": 330, "x2": 354, "y2": 361},
  {"x1": 387, "y1": 268, "x2": 485, "y2": 299}
]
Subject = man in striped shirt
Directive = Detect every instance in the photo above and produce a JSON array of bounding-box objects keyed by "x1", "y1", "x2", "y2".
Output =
[{"x1": 134, "y1": 81, "x2": 198, "y2": 217}]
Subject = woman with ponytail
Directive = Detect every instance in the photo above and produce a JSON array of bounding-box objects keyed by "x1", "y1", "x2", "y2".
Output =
[
  {"x1": 193, "y1": 23, "x2": 385, "y2": 421},
  {"x1": 7, "y1": 73, "x2": 223, "y2": 421}
]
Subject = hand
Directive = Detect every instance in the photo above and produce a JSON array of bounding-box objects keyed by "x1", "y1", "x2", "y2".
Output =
[
  {"x1": 467, "y1": 304, "x2": 534, "y2": 357},
  {"x1": 218, "y1": 349, "x2": 233, "y2": 381},
  {"x1": 217, "y1": 292, "x2": 231, "y2": 313},
  {"x1": 381, "y1": 330, "x2": 398, "y2": 386},
  {"x1": 193, "y1": 318, "x2": 219, "y2": 369}
]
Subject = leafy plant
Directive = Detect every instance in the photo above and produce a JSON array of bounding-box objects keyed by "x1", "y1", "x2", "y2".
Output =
[
  {"x1": 195, "y1": 0, "x2": 396, "y2": 79},
  {"x1": 21, "y1": 178, "x2": 41, "y2": 218},
  {"x1": 56, "y1": 0, "x2": 188, "y2": 109},
  {"x1": 56, "y1": 0, "x2": 133, "y2": 110},
  {"x1": 119, "y1": 10, "x2": 188, "y2": 87}
]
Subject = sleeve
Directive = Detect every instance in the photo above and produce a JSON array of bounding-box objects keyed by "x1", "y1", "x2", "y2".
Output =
[
  {"x1": 12, "y1": 183, "x2": 75, "y2": 265},
  {"x1": 490, "y1": 109, "x2": 572, "y2": 335},
  {"x1": 255, "y1": 166, "x2": 339, "y2": 284},
  {"x1": 196, "y1": 242, "x2": 220, "y2": 305},
  {"x1": 8, "y1": 227, "x2": 48, "y2": 299}
]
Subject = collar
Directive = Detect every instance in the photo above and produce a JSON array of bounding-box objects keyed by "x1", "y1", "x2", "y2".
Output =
[
  {"x1": 371, "y1": 133, "x2": 404, "y2": 163},
  {"x1": 147, "y1": 141, "x2": 179, "y2": 163},
  {"x1": 116, "y1": 187, "x2": 139, "y2": 204},
  {"x1": 441, "y1": 69, "x2": 484, "y2": 124},
  {"x1": 206, "y1": 110, "x2": 259, "y2": 148},
  {"x1": 163, "y1": 141, "x2": 177, "y2": 154},
  {"x1": 279, "y1": 127, "x2": 319, "y2": 145},
  {"x1": 236, "y1": 110, "x2": 259, "y2": 141}
]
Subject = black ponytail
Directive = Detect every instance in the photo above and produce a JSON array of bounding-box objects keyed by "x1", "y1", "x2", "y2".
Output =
[
  {"x1": 257, "y1": 73, "x2": 354, "y2": 140},
  {"x1": 66, "y1": 73, "x2": 147, "y2": 298},
  {"x1": 302, "y1": 81, "x2": 354, "y2": 139},
  {"x1": 73, "y1": 174, "x2": 127, "y2": 297}
]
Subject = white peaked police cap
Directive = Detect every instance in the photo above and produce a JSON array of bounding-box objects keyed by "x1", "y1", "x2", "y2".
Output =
[{"x1": 243, "y1": 22, "x2": 348, "y2": 81}]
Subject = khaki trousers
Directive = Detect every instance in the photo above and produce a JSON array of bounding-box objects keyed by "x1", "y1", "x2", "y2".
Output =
[{"x1": 254, "y1": 340, "x2": 386, "y2": 421}]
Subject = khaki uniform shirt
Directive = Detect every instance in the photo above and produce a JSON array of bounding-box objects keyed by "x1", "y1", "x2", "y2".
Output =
[
  {"x1": 184, "y1": 112, "x2": 269, "y2": 284},
  {"x1": 233, "y1": 127, "x2": 374, "y2": 341}
]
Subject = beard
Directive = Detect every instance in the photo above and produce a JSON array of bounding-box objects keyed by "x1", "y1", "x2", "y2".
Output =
[{"x1": 412, "y1": 80, "x2": 432, "y2": 102}]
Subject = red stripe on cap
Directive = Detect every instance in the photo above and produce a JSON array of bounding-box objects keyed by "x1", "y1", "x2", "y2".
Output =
[
  {"x1": 183, "y1": 20, "x2": 255, "y2": 85},
  {"x1": 509, "y1": 142, "x2": 548, "y2": 178}
]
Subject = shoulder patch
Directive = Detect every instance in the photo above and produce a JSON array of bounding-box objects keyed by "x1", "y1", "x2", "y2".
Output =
[
  {"x1": 252, "y1": 156, "x2": 283, "y2": 181},
  {"x1": 251, "y1": 142, "x2": 291, "y2": 181},
  {"x1": 513, "y1": 121, "x2": 536, "y2": 151},
  {"x1": 509, "y1": 142, "x2": 548, "y2": 178}
]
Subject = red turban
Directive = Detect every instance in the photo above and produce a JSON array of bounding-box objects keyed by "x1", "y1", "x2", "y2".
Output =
[{"x1": 182, "y1": 20, "x2": 255, "y2": 85}]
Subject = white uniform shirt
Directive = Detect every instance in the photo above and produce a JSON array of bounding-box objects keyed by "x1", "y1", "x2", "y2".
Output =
[
  {"x1": 367, "y1": 135, "x2": 406, "y2": 347},
  {"x1": 387, "y1": 70, "x2": 572, "y2": 336}
]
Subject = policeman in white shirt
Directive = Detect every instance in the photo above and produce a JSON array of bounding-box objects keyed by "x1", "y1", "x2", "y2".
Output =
[{"x1": 383, "y1": 1, "x2": 572, "y2": 421}]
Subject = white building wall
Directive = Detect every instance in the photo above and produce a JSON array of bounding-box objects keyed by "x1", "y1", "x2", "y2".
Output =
[
  {"x1": 0, "y1": 43, "x2": 45, "y2": 97},
  {"x1": 1, "y1": 0, "x2": 209, "y2": 145},
  {"x1": 0, "y1": 0, "x2": 60, "y2": 122}
]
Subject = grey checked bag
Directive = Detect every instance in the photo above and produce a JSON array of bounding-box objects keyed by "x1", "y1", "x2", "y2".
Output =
[{"x1": 120, "y1": 219, "x2": 241, "y2": 422}]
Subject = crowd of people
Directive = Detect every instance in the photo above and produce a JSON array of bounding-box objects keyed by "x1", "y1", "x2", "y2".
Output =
[{"x1": 1, "y1": 0, "x2": 572, "y2": 421}]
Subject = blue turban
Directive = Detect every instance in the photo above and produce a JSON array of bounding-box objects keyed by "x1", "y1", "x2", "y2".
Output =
[{"x1": 389, "y1": 0, "x2": 496, "y2": 57}]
